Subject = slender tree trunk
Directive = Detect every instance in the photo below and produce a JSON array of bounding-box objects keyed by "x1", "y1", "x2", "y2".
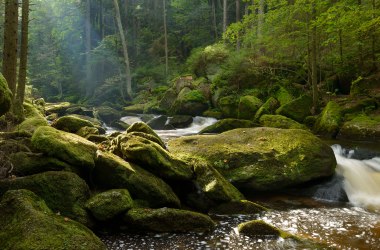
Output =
[
  {"x1": 16, "y1": 0, "x2": 30, "y2": 103},
  {"x1": 257, "y1": 0, "x2": 265, "y2": 40},
  {"x1": 311, "y1": 2, "x2": 318, "y2": 113},
  {"x1": 372, "y1": 0, "x2": 377, "y2": 71},
  {"x1": 113, "y1": 0, "x2": 132, "y2": 99},
  {"x1": 212, "y1": 0, "x2": 218, "y2": 40},
  {"x1": 357, "y1": 0, "x2": 363, "y2": 72},
  {"x1": 85, "y1": 0, "x2": 92, "y2": 97},
  {"x1": 338, "y1": 29, "x2": 343, "y2": 65},
  {"x1": 223, "y1": 0, "x2": 227, "y2": 32},
  {"x1": 236, "y1": 0, "x2": 240, "y2": 50},
  {"x1": 163, "y1": 0, "x2": 168, "y2": 78},
  {"x1": 2, "y1": 0, "x2": 19, "y2": 97}
]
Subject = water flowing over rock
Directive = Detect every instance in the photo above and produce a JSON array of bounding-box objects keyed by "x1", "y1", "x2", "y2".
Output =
[{"x1": 169, "y1": 127, "x2": 336, "y2": 191}]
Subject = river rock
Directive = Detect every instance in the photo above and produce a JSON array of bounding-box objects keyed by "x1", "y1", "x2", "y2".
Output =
[
  {"x1": 93, "y1": 151, "x2": 180, "y2": 208},
  {"x1": 123, "y1": 208, "x2": 216, "y2": 233},
  {"x1": 0, "y1": 171, "x2": 91, "y2": 226},
  {"x1": 147, "y1": 115, "x2": 169, "y2": 130},
  {"x1": 218, "y1": 95, "x2": 238, "y2": 118},
  {"x1": 171, "y1": 88, "x2": 209, "y2": 116},
  {"x1": 126, "y1": 122, "x2": 165, "y2": 148},
  {"x1": 159, "y1": 88, "x2": 177, "y2": 111},
  {"x1": 31, "y1": 126, "x2": 97, "y2": 175},
  {"x1": 168, "y1": 127, "x2": 336, "y2": 191},
  {"x1": 95, "y1": 106, "x2": 121, "y2": 124},
  {"x1": 85, "y1": 189, "x2": 134, "y2": 221},
  {"x1": 45, "y1": 102, "x2": 71, "y2": 116},
  {"x1": 276, "y1": 95, "x2": 313, "y2": 122},
  {"x1": 254, "y1": 97, "x2": 280, "y2": 121},
  {"x1": 238, "y1": 220, "x2": 294, "y2": 238},
  {"x1": 272, "y1": 86, "x2": 294, "y2": 106},
  {"x1": 77, "y1": 126, "x2": 100, "y2": 138},
  {"x1": 0, "y1": 73, "x2": 12, "y2": 116},
  {"x1": 0, "y1": 190, "x2": 106, "y2": 250},
  {"x1": 108, "y1": 133, "x2": 193, "y2": 181},
  {"x1": 200, "y1": 118, "x2": 257, "y2": 134},
  {"x1": 259, "y1": 114, "x2": 308, "y2": 130},
  {"x1": 17, "y1": 102, "x2": 48, "y2": 133},
  {"x1": 167, "y1": 115, "x2": 193, "y2": 128},
  {"x1": 238, "y1": 95, "x2": 263, "y2": 120},
  {"x1": 209, "y1": 200, "x2": 268, "y2": 215},
  {"x1": 52, "y1": 115, "x2": 95, "y2": 133},
  {"x1": 314, "y1": 101, "x2": 342, "y2": 138},
  {"x1": 337, "y1": 113, "x2": 380, "y2": 141}
]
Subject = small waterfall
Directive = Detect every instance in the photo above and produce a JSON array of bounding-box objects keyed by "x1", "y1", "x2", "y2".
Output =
[{"x1": 332, "y1": 144, "x2": 380, "y2": 211}]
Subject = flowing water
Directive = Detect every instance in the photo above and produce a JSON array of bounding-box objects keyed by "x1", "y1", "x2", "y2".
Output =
[{"x1": 101, "y1": 117, "x2": 380, "y2": 249}]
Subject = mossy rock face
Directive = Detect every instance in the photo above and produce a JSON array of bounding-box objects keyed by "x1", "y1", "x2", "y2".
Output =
[
  {"x1": 259, "y1": 115, "x2": 308, "y2": 130},
  {"x1": 218, "y1": 95, "x2": 238, "y2": 118},
  {"x1": 338, "y1": 97, "x2": 378, "y2": 115},
  {"x1": 338, "y1": 113, "x2": 380, "y2": 141},
  {"x1": 126, "y1": 122, "x2": 165, "y2": 149},
  {"x1": 276, "y1": 95, "x2": 313, "y2": 123},
  {"x1": 171, "y1": 88, "x2": 209, "y2": 116},
  {"x1": 273, "y1": 86, "x2": 294, "y2": 106},
  {"x1": 238, "y1": 220, "x2": 294, "y2": 239},
  {"x1": 10, "y1": 152, "x2": 74, "y2": 176},
  {"x1": 52, "y1": 115, "x2": 95, "y2": 133},
  {"x1": 45, "y1": 102, "x2": 71, "y2": 116},
  {"x1": 169, "y1": 127, "x2": 336, "y2": 191},
  {"x1": 238, "y1": 96, "x2": 263, "y2": 120},
  {"x1": 31, "y1": 126, "x2": 97, "y2": 175},
  {"x1": 110, "y1": 120, "x2": 130, "y2": 130},
  {"x1": 0, "y1": 73, "x2": 12, "y2": 116},
  {"x1": 124, "y1": 208, "x2": 216, "y2": 233},
  {"x1": 314, "y1": 101, "x2": 342, "y2": 138},
  {"x1": 95, "y1": 106, "x2": 121, "y2": 124},
  {"x1": 159, "y1": 88, "x2": 177, "y2": 111},
  {"x1": 351, "y1": 74, "x2": 380, "y2": 98},
  {"x1": 0, "y1": 171, "x2": 91, "y2": 226},
  {"x1": 254, "y1": 97, "x2": 280, "y2": 121},
  {"x1": 85, "y1": 189, "x2": 133, "y2": 221},
  {"x1": 203, "y1": 109, "x2": 223, "y2": 119},
  {"x1": 17, "y1": 102, "x2": 48, "y2": 133},
  {"x1": 200, "y1": 118, "x2": 257, "y2": 134},
  {"x1": 76, "y1": 126, "x2": 100, "y2": 138},
  {"x1": 123, "y1": 103, "x2": 145, "y2": 114},
  {"x1": 108, "y1": 133, "x2": 193, "y2": 181},
  {"x1": 209, "y1": 200, "x2": 268, "y2": 215},
  {"x1": 0, "y1": 189, "x2": 106, "y2": 250},
  {"x1": 93, "y1": 151, "x2": 180, "y2": 208}
]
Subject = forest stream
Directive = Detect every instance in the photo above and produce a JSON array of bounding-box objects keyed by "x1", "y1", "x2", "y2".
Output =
[{"x1": 100, "y1": 117, "x2": 380, "y2": 250}]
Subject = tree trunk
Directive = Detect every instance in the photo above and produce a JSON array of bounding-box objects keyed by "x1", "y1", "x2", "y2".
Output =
[
  {"x1": 2, "y1": 0, "x2": 19, "y2": 97},
  {"x1": 223, "y1": 0, "x2": 227, "y2": 32},
  {"x1": 311, "y1": 2, "x2": 318, "y2": 113},
  {"x1": 163, "y1": 0, "x2": 168, "y2": 78},
  {"x1": 236, "y1": 0, "x2": 240, "y2": 50},
  {"x1": 85, "y1": 0, "x2": 92, "y2": 97},
  {"x1": 16, "y1": 0, "x2": 30, "y2": 104},
  {"x1": 113, "y1": 0, "x2": 132, "y2": 99},
  {"x1": 212, "y1": 0, "x2": 218, "y2": 40},
  {"x1": 372, "y1": 0, "x2": 377, "y2": 71}
]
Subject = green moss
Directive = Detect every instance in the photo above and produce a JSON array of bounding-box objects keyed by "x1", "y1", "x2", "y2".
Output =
[
  {"x1": 314, "y1": 101, "x2": 342, "y2": 138},
  {"x1": 17, "y1": 102, "x2": 48, "y2": 133},
  {"x1": 52, "y1": 115, "x2": 95, "y2": 133},
  {"x1": 45, "y1": 102, "x2": 71, "y2": 115},
  {"x1": 200, "y1": 118, "x2": 257, "y2": 134},
  {"x1": 168, "y1": 127, "x2": 336, "y2": 191},
  {"x1": 259, "y1": 115, "x2": 308, "y2": 130},
  {"x1": 124, "y1": 103, "x2": 146, "y2": 114},
  {"x1": 171, "y1": 88, "x2": 209, "y2": 116},
  {"x1": 202, "y1": 109, "x2": 223, "y2": 119},
  {"x1": 238, "y1": 95, "x2": 263, "y2": 120},
  {"x1": 218, "y1": 95, "x2": 239, "y2": 118},
  {"x1": 338, "y1": 113, "x2": 380, "y2": 141},
  {"x1": 182, "y1": 89, "x2": 206, "y2": 103},
  {"x1": 0, "y1": 73, "x2": 12, "y2": 116},
  {"x1": 0, "y1": 171, "x2": 91, "y2": 226},
  {"x1": 85, "y1": 189, "x2": 134, "y2": 221},
  {"x1": 276, "y1": 95, "x2": 313, "y2": 122},
  {"x1": 93, "y1": 151, "x2": 180, "y2": 208},
  {"x1": 159, "y1": 88, "x2": 177, "y2": 111},
  {"x1": 76, "y1": 126, "x2": 100, "y2": 138},
  {"x1": 31, "y1": 126, "x2": 97, "y2": 174},
  {"x1": 109, "y1": 133, "x2": 193, "y2": 181},
  {"x1": 273, "y1": 86, "x2": 294, "y2": 106},
  {"x1": 254, "y1": 97, "x2": 280, "y2": 121},
  {"x1": 209, "y1": 200, "x2": 268, "y2": 214},
  {"x1": 0, "y1": 189, "x2": 106, "y2": 250},
  {"x1": 124, "y1": 208, "x2": 216, "y2": 233},
  {"x1": 126, "y1": 122, "x2": 165, "y2": 148},
  {"x1": 238, "y1": 220, "x2": 297, "y2": 239}
]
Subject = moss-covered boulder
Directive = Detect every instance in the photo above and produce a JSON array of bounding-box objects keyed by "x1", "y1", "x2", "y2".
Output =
[
  {"x1": 273, "y1": 86, "x2": 294, "y2": 106},
  {"x1": 0, "y1": 189, "x2": 106, "y2": 250},
  {"x1": 93, "y1": 151, "x2": 180, "y2": 208},
  {"x1": 17, "y1": 102, "x2": 48, "y2": 133},
  {"x1": 169, "y1": 127, "x2": 336, "y2": 191},
  {"x1": 238, "y1": 95, "x2": 263, "y2": 120},
  {"x1": 158, "y1": 88, "x2": 177, "y2": 111},
  {"x1": 276, "y1": 95, "x2": 313, "y2": 122},
  {"x1": 218, "y1": 95, "x2": 238, "y2": 118},
  {"x1": 45, "y1": 102, "x2": 71, "y2": 116},
  {"x1": 314, "y1": 101, "x2": 342, "y2": 138},
  {"x1": 238, "y1": 220, "x2": 295, "y2": 239},
  {"x1": 126, "y1": 122, "x2": 165, "y2": 149},
  {"x1": 337, "y1": 113, "x2": 380, "y2": 141},
  {"x1": 339, "y1": 97, "x2": 378, "y2": 115},
  {"x1": 95, "y1": 106, "x2": 121, "y2": 124},
  {"x1": 123, "y1": 103, "x2": 145, "y2": 114},
  {"x1": 10, "y1": 152, "x2": 73, "y2": 176},
  {"x1": 209, "y1": 200, "x2": 268, "y2": 215},
  {"x1": 351, "y1": 74, "x2": 380, "y2": 98},
  {"x1": 0, "y1": 73, "x2": 12, "y2": 116},
  {"x1": 171, "y1": 88, "x2": 209, "y2": 116},
  {"x1": 31, "y1": 126, "x2": 97, "y2": 175},
  {"x1": 52, "y1": 115, "x2": 95, "y2": 133},
  {"x1": 110, "y1": 120, "x2": 130, "y2": 130},
  {"x1": 108, "y1": 133, "x2": 193, "y2": 181},
  {"x1": 254, "y1": 97, "x2": 280, "y2": 121},
  {"x1": 259, "y1": 115, "x2": 308, "y2": 130},
  {"x1": 124, "y1": 208, "x2": 216, "y2": 233},
  {"x1": 0, "y1": 171, "x2": 91, "y2": 225},
  {"x1": 76, "y1": 126, "x2": 100, "y2": 139},
  {"x1": 200, "y1": 118, "x2": 257, "y2": 134},
  {"x1": 85, "y1": 189, "x2": 133, "y2": 221}
]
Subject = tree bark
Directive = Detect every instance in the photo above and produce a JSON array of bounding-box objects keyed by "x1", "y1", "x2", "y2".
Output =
[
  {"x1": 236, "y1": 0, "x2": 240, "y2": 50},
  {"x1": 85, "y1": 0, "x2": 92, "y2": 97},
  {"x1": 16, "y1": 0, "x2": 30, "y2": 103},
  {"x1": 311, "y1": 2, "x2": 318, "y2": 113},
  {"x1": 2, "y1": 0, "x2": 19, "y2": 97},
  {"x1": 223, "y1": 0, "x2": 227, "y2": 32},
  {"x1": 212, "y1": 0, "x2": 218, "y2": 40},
  {"x1": 163, "y1": 0, "x2": 168, "y2": 78},
  {"x1": 113, "y1": 0, "x2": 132, "y2": 99}
]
